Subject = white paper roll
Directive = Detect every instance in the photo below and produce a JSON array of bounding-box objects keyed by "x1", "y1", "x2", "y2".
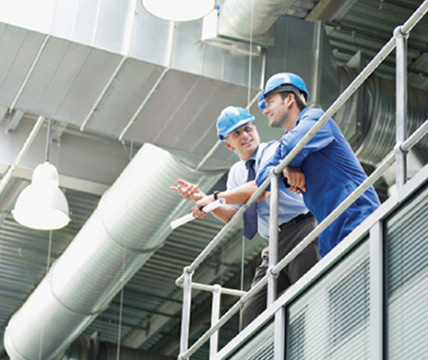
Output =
[{"x1": 170, "y1": 198, "x2": 226, "y2": 229}]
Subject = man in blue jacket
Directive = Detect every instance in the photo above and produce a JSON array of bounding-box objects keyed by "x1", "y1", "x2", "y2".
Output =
[
  {"x1": 256, "y1": 72, "x2": 380, "y2": 257},
  {"x1": 173, "y1": 106, "x2": 319, "y2": 328}
]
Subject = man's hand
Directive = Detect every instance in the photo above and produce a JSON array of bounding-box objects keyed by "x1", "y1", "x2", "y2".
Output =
[
  {"x1": 191, "y1": 195, "x2": 215, "y2": 219},
  {"x1": 170, "y1": 179, "x2": 205, "y2": 201},
  {"x1": 283, "y1": 166, "x2": 306, "y2": 194}
]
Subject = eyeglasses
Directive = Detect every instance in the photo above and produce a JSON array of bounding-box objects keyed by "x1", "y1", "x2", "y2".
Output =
[{"x1": 228, "y1": 125, "x2": 254, "y2": 139}]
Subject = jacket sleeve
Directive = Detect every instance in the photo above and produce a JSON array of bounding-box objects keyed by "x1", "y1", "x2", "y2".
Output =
[{"x1": 282, "y1": 112, "x2": 335, "y2": 168}]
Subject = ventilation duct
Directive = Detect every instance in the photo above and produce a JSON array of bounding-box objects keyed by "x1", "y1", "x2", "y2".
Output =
[
  {"x1": 4, "y1": 144, "x2": 223, "y2": 360},
  {"x1": 355, "y1": 73, "x2": 428, "y2": 164},
  {"x1": 218, "y1": 0, "x2": 295, "y2": 42}
]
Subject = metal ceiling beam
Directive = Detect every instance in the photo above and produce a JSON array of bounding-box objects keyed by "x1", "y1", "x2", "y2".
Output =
[
  {"x1": 305, "y1": 0, "x2": 358, "y2": 22},
  {"x1": 0, "y1": 116, "x2": 44, "y2": 195},
  {"x1": 109, "y1": 301, "x2": 181, "y2": 319},
  {"x1": 0, "y1": 117, "x2": 128, "y2": 195}
]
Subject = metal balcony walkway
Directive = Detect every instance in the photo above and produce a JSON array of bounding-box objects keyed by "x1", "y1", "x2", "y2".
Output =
[{"x1": 177, "y1": 1, "x2": 428, "y2": 359}]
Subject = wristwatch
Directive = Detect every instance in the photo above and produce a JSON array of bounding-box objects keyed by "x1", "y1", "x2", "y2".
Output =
[{"x1": 213, "y1": 191, "x2": 220, "y2": 201}]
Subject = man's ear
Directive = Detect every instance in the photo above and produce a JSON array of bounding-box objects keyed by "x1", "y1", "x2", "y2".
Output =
[
  {"x1": 224, "y1": 140, "x2": 235, "y2": 152},
  {"x1": 288, "y1": 93, "x2": 296, "y2": 107}
]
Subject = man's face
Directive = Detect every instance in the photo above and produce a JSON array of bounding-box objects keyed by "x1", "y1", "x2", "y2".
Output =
[
  {"x1": 263, "y1": 92, "x2": 290, "y2": 129},
  {"x1": 225, "y1": 123, "x2": 260, "y2": 161}
]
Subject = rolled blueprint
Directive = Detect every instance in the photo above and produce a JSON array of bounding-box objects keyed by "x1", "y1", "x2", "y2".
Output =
[{"x1": 170, "y1": 199, "x2": 226, "y2": 229}]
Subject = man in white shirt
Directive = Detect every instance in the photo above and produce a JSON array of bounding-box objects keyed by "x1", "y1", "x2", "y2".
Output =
[{"x1": 172, "y1": 106, "x2": 319, "y2": 327}]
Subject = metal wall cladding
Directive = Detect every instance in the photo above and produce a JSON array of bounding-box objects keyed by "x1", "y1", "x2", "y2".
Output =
[
  {"x1": 386, "y1": 183, "x2": 428, "y2": 360},
  {"x1": 229, "y1": 322, "x2": 275, "y2": 360},
  {"x1": 286, "y1": 242, "x2": 371, "y2": 360}
]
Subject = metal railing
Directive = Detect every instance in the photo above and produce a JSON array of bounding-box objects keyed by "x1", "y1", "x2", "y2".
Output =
[{"x1": 176, "y1": 1, "x2": 428, "y2": 358}]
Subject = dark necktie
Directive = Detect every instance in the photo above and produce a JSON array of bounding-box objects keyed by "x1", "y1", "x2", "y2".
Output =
[{"x1": 243, "y1": 159, "x2": 258, "y2": 240}]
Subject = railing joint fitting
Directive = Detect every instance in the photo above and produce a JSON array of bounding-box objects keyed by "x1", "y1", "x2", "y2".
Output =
[
  {"x1": 393, "y1": 25, "x2": 409, "y2": 39},
  {"x1": 271, "y1": 167, "x2": 281, "y2": 178},
  {"x1": 394, "y1": 143, "x2": 409, "y2": 155},
  {"x1": 269, "y1": 267, "x2": 279, "y2": 278},
  {"x1": 184, "y1": 266, "x2": 193, "y2": 275}
]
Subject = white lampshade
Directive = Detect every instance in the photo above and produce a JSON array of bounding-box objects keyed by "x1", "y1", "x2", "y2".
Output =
[
  {"x1": 13, "y1": 162, "x2": 70, "y2": 230},
  {"x1": 142, "y1": 0, "x2": 215, "y2": 22}
]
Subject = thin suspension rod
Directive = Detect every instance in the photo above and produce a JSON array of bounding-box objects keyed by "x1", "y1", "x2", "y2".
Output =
[{"x1": 45, "y1": 119, "x2": 52, "y2": 162}]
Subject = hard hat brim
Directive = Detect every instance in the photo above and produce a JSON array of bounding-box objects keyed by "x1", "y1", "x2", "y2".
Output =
[{"x1": 218, "y1": 116, "x2": 255, "y2": 141}]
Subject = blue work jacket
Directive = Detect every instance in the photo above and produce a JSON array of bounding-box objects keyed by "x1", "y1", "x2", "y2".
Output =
[{"x1": 256, "y1": 107, "x2": 380, "y2": 257}]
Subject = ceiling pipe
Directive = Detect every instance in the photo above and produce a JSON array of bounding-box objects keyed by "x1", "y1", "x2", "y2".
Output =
[
  {"x1": 4, "y1": 143, "x2": 223, "y2": 360},
  {"x1": 218, "y1": 0, "x2": 295, "y2": 41}
]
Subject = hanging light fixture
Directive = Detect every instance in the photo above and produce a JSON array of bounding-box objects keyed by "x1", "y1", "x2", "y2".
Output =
[
  {"x1": 142, "y1": 0, "x2": 215, "y2": 22},
  {"x1": 13, "y1": 119, "x2": 70, "y2": 230}
]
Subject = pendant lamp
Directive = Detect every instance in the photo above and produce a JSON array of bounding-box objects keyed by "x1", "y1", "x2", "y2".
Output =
[
  {"x1": 13, "y1": 120, "x2": 70, "y2": 230},
  {"x1": 142, "y1": 0, "x2": 215, "y2": 22}
]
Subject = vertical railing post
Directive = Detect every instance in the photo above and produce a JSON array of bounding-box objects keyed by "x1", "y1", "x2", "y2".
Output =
[
  {"x1": 179, "y1": 266, "x2": 193, "y2": 359},
  {"x1": 274, "y1": 306, "x2": 287, "y2": 360},
  {"x1": 370, "y1": 221, "x2": 385, "y2": 360},
  {"x1": 394, "y1": 26, "x2": 408, "y2": 189},
  {"x1": 267, "y1": 172, "x2": 280, "y2": 305},
  {"x1": 210, "y1": 285, "x2": 222, "y2": 358}
]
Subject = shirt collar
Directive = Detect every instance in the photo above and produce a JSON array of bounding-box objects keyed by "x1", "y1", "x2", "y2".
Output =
[
  {"x1": 240, "y1": 145, "x2": 259, "y2": 164},
  {"x1": 290, "y1": 107, "x2": 308, "y2": 131}
]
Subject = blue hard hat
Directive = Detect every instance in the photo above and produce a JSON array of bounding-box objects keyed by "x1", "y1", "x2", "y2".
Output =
[
  {"x1": 217, "y1": 106, "x2": 255, "y2": 141},
  {"x1": 258, "y1": 72, "x2": 310, "y2": 109}
]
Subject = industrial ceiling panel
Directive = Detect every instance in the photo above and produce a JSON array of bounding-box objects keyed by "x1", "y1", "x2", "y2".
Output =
[
  {"x1": 0, "y1": 25, "x2": 46, "y2": 107},
  {"x1": 126, "y1": 69, "x2": 205, "y2": 143},
  {"x1": 85, "y1": 58, "x2": 165, "y2": 137},
  {"x1": 50, "y1": 47, "x2": 124, "y2": 127},
  {"x1": 152, "y1": 75, "x2": 221, "y2": 147},
  {"x1": 15, "y1": 37, "x2": 92, "y2": 118}
]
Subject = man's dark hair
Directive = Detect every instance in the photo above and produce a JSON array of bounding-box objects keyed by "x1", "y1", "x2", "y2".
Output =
[{"x1": 279, "y1": 91, "x2": 306, "y2": 111}]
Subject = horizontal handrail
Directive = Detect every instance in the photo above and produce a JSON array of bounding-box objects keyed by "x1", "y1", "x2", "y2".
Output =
[
  {"x1": 401, "y1": 118, "x2": 428, "y2": 153},
  {"x1": 176, "y1": 281, "x2": 247, "y2": 297}
]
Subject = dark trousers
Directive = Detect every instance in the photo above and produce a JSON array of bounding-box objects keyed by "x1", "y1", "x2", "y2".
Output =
[{"x1": 241, "y1": 213, "x2": 320, "y2": 329}]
